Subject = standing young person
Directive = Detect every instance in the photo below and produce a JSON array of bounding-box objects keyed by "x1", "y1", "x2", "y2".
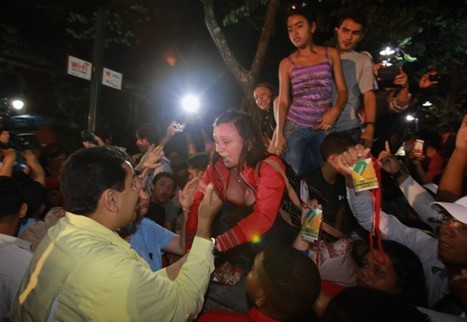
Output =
[
  {"x1": 333, "y1": 10, "x2": 377, "y2": 147},
  {"x1": 269, "y1": 5, "x2": 347, "y2": 177}
]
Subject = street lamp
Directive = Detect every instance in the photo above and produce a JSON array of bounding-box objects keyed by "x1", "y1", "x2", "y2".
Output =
[{"x1": 11, "y1": 99, "x2": 24, "y2": 110}]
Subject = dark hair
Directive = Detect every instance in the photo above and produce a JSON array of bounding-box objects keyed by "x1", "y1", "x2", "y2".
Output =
[
  {"x1": 320, "y1": 286, "x2": 430, "y2": 322},
  {"x1": 0, "y1": 176, "x2": 22, "y2": 219},
  {"x1": 94, "y1": 126, "x2": 113, "y2": 144},
  {"x1": 136, "y1": 124, "x2": 158, "y2": 144},
  {"x1": 337, "y1": 9, "x2": 367, "y2": 30},
  {"x1": 187, "y1": 152, "x2": 209, "y2": 172},
  {"x1": 254, "y1": 83, "x2": 277, "y2": 97},
  {"x1": 59, "y1": 146, "x2": 128, "y2": 215},
  {"x1": 362, "y1": 240, "x2": 428, "y2": 307},
  {"x1": 320, "y1": 132, "x2": 357, "y2": 160},
  {"x1": 152, "y1": 171, "x2": 176, "y2": 186},
  {"x1": 321, "y1": 286, "x2": 429, "y2": 322},
  {"x1": 20, "y1": 180, "x2": 47, "y2": 218},
  {"x1": 259, "y1": 244, "x2": 321, "y2": 320},
  {"x1": 437, "y1": 123, "x2": 454, "y2": 135},
  {"x1": 42, "y1": 143, "x2": 66, "y2": 159},
  {"x1": 286, "y1": 3, "x2": 316, "y2": 23},
  {"x1": 213, "y1": 109, "x2": 266, "y2": 169},
  {"x1": 417, "y1": 130, "x2": 442, "y2": 151}
]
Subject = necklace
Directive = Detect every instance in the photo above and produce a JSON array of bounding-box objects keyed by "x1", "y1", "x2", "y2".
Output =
[{"x1": 232, "y1": 169, "x2": 242, "y2": 183}]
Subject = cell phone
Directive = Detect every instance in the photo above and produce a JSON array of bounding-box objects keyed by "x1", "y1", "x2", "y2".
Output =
[
  {"x1": 413, "y1": 139, "x2": 424, "y2": 156},
  {"x1": 377, "y1": 66, "x2": 400, "y2": 88}
]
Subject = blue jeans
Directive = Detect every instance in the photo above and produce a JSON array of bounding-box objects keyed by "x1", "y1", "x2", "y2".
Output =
[{"x1": 283, "y1": 121, "x2": 326, "y2": 177}]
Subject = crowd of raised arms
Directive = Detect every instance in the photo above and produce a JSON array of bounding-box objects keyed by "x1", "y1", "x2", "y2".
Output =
[{"x1": 1, "y1": 6, "x2": 466, "y2": 322}]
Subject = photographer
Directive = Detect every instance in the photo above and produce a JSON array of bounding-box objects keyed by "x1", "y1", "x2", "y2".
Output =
[
  {"x1": 370, "y1": 63, "x2": 415, "y2": 156},
  {"x1": 0, "y1": 131, "x2": 45, "y2": 185},
  {"x1": 374, "y1": 64, "x2": 412, "y2": 113}
]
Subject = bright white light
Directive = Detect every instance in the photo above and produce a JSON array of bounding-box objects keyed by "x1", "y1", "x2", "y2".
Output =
[
  {"x1": 406, "y1": 115, "x2": 415, "y2": 121},
  {"x1": 422, "y1": 101, "x2": 433, "y2": 107},
  {"x1": 381, "y1": 60, "x2": 393, "y2": 67},
  {"x1": 182, "y1": 95, "x2": 200, "y2": 113},
  {"x1": 380, "y1": 46, "x2": 395, "y2": 56},
  {"x1": 11, "y1": 99, "x2": 24, "y2": 110}
]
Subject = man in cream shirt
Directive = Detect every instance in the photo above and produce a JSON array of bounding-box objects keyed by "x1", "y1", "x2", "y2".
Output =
[{"x1": 13, "y1": 146, "x2": 221, "y2": 322}]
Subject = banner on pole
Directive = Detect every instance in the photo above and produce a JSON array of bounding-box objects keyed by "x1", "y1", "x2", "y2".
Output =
[
  {"x1": 67, "y1": 56, "x2": 92, "y2": 80},
  {"x1": 102, "y1": 68, "x2": 122, "y2": 90}
]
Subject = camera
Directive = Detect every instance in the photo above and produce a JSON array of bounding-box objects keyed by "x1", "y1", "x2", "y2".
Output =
[
  {"x1": 377, "y1": 66, "x2": 401, "y2": 88},
  {"x1": 0, "y1": 114, "x2": 43, "y2": 150},
  {"x1": 173, "y1": 122, "x2": 185, "y2": 133}
]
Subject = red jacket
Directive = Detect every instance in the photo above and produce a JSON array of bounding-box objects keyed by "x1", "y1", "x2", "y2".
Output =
[
  {"x1": 199, "y1": 307, "x2": 280, "y2": 322},
  {"x1": 185, "y1": 154, "x2": 286, "y2": 251}
]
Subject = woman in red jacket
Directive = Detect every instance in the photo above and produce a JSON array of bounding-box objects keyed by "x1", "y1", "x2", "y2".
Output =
[{"x1": 185, "y1": 109, "x2": 297, "y2": 285}]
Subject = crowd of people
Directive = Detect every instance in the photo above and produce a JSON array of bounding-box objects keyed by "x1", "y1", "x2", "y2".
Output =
[{"x1": 1, "y1": 5, "x2": 466, "y2": 322}]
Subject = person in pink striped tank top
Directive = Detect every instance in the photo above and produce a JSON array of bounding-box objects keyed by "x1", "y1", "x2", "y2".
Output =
[{"x1": 269, "y1": 5, "x2": 347, "y2": 177}]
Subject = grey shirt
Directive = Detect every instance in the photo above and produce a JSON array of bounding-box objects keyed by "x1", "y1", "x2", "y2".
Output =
[{"x1": 333, "y1": 50, "x2": 377, "y2": 132}]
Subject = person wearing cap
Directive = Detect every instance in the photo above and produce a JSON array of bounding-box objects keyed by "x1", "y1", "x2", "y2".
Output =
[
  {"x1": 430, "y1": 196, "x2": 467, "y2": 316},
  {"x1": 336, "y1": 139, "x2": 467, "y2": 316}
]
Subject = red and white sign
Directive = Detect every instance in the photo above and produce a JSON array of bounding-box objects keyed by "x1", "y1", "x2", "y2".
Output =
[
  {"x1": 102, "y1": 68, "x2": 122, "y2": 90},
  {"x1": 67, "y1": 56, "x2": 92, "y2": 80}
]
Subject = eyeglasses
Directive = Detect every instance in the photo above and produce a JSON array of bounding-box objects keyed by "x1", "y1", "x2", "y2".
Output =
[{"x1": 438, "y1": 213, "x2": 467, "y2": 235}]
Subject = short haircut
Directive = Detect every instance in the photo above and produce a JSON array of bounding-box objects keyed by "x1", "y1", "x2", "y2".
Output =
[
  {"x1": 363, "y1": 240, "x2": 428, "y2": 307},
  {"x1": 337, "y1": 9, "x2": 367, "y2": 30},
  {"x1": 94, "y1": 127, "x2": 113, "y2": 143},
  {"x1": 42, "y1": 143, "x2": 66, "y2": 159},
  {"x1": 0, "y1": 176, "x2": 21, "y2": 219},
  {"x1": 152, "y1": 171, "x2": 176, "y2": 186},
  {"x1": 20, "y1": 180, "x2": 47, "y2": 218},
  {"x1": 437, "y1": 123, "x2": 454, "y2": 135},
  {"x1": 320, "y1": 286, "x2": 429, "y2": 322},
  {"x1": 59, "y1": 146, "x2": 128, "y2": 216},
  {"x1": 213, "y1": 109, "x2": 266, "y2": 169},
  {"x1": 258, "y1": 244, "x2": 321, "y2": 320},
  {"x1": 187, "y1": 152, "x2": 209, "y2": 172},
  {"x1": 136, "y1": 124, "x2": 158, "y2": 144},
  {"x1": 320, "y1": 132, "x2": 357, "y2": 160}
]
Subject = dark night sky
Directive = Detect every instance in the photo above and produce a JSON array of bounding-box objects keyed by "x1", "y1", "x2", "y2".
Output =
[
  {"x1": 0, "y1": 0, "x2": 294, "y2": 144},
  {"x1": 122, "y1": 1, "x2": 291, "y2": 128}
]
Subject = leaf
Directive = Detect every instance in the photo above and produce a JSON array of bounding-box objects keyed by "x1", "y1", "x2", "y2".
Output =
[{"x1": 403, "y1": 53, "x2": 417, "y2": 62}]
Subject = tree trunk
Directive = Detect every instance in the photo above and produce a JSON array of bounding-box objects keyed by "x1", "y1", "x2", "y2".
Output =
[{"x1": 200, "y1": 0, "x2": 280, "y2": 117}]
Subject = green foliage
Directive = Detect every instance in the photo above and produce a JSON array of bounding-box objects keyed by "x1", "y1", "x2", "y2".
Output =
[
  {"x1": 222, "y1": 0, "x2": 268, "y2": 26},
  {"x1": 65, "y1": 3, "x2": 149, "y2": 47},
  {"x1": 216, "y1": 0, "x2": 467, "y2": 117},
  {"x1": 66, "y1": 12, "x2": 94, "y2": 41}
]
